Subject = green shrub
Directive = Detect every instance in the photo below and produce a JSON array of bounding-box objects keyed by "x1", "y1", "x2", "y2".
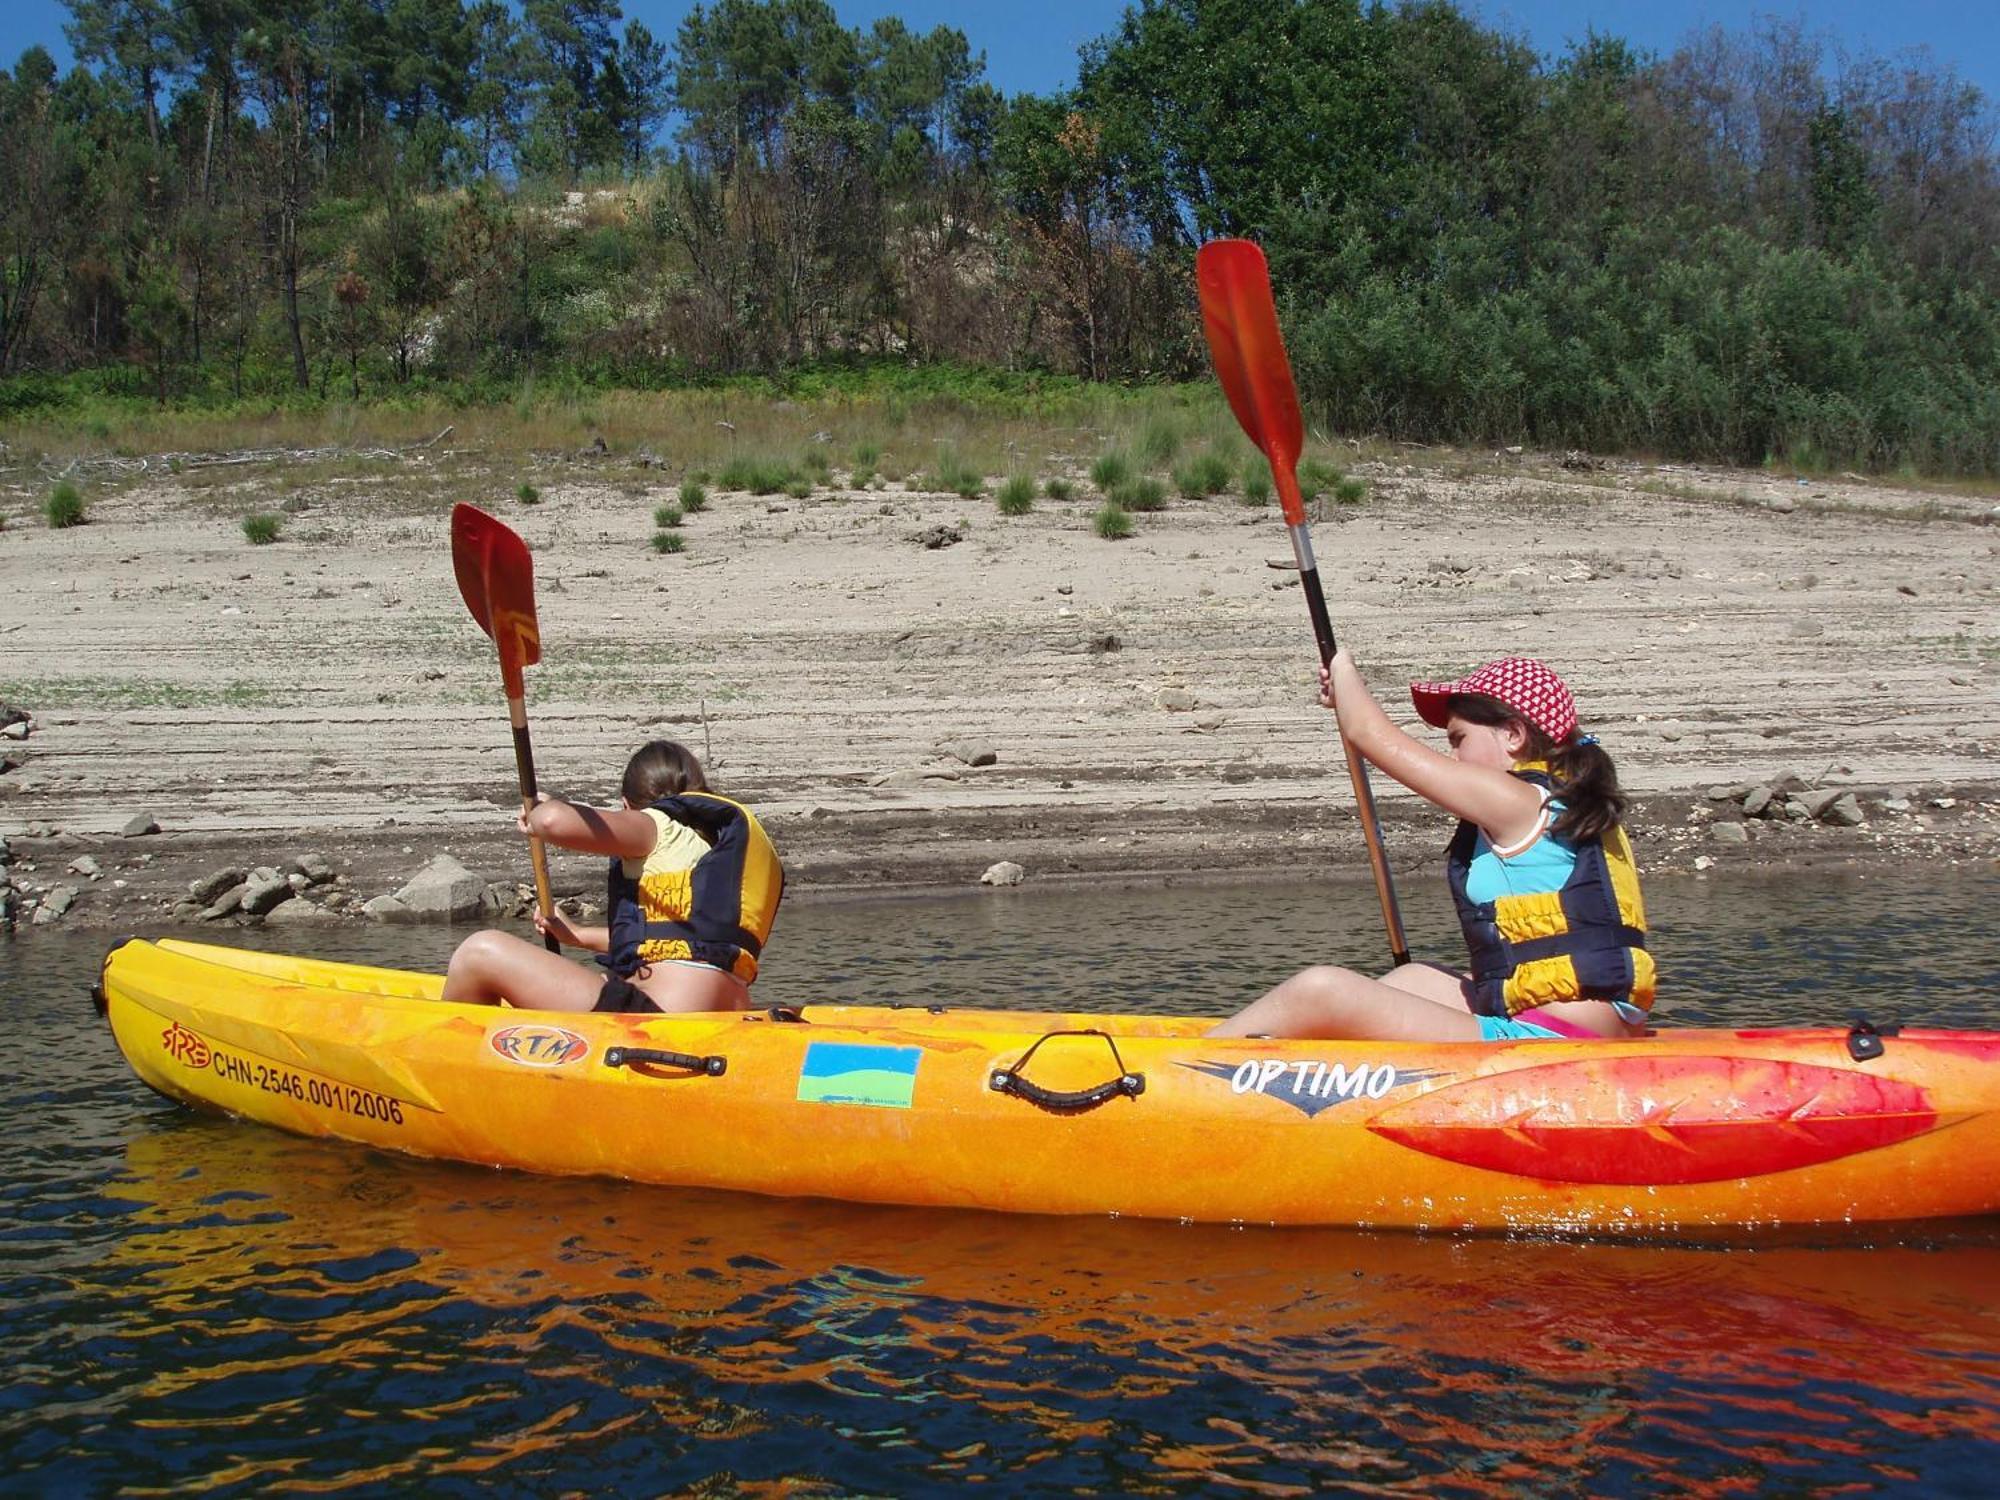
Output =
[
  {"x1": 1173, "y1": 450, "x2": 1234, "y2": 499},
  {"x1": 1090, "y1": 450, "x2": 1133, "y2": 490},
  {"x1": 1137, "y1": 412, "x2": 1182, "y2": 467},
  {"x1": 241, "y1": 513, "x2": 283, "y2": 544},
  {"x1": 1043, "y1": 476, "x2": 1075, "y2": 501},
  {"x1": 45, "y1": 481, "x2": 85, "y2": 528},
  {"x1": 928, "y1": 451, "x2": 985, "y2": 498},
  {"x1": 802, "y1": 446, "x2": 833, "y2": 475},
  {"x1": 516, "y1": 482, "x2": 540, "y2": 505},
  {"x1": 651, "y1": 530, "x2": 685, "y2": 553},
  {"x1": 1297, "y1": 458, "x2": 1342, "y2": 503},
  {"x1": 1240, "y1": 464, "x2": 1273, "y2": 505},
  {"x1": 996, "y1": 474, "x2": 1036, "y2": 515},
  {"x1": 1334, "y1": 476, "x2": 1368, "y2": 505},
  {"x1": 718, "y1": 455, "x2": 798, "y2": 494},
  {"x1": 1110, "y1": 475, "x2": 1167, "y2": 512},
  {"x1": 1093, "y1": 502, "x2": 1133, "y2": 540},
  {"x1": 654, "y1": 503, "x2": 683, "y2": 528},
  {"x1": 678, "y1": 480, "x2": 707, "y2": 512},
  {"x1": 784, "y1": 477, "x2": 813, "y2": 499},
  {"x1": 852, "y1": 440, "x2": 881, "y2": 467}
]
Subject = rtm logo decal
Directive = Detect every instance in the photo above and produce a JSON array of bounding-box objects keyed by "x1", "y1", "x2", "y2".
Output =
[
  {"x1": 488, "y1": 1024, "x2": 590, "y2": 1068},
  {"x1": 161, "y1": 1021, "x2": 211, "y2": 1069},
  {"x1": 1181, "y1": 1057, "x2": 1440, "y2": 1118}
]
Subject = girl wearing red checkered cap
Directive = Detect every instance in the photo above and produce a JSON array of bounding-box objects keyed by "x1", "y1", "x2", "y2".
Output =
[{"x1": 1210, "y1": 645, "x2": 1653, "y2": 1042}]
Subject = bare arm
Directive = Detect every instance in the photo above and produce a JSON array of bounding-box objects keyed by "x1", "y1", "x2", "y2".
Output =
[
  {"x1": 520, "y1": 794, "x2": 658, "y2": 861},
  {"x1": 535, "y1": 907, "x2": 610, "y2": 953},
  {"x1": 1322, "y1": 650, "x2": 1546, "y2": 848}
]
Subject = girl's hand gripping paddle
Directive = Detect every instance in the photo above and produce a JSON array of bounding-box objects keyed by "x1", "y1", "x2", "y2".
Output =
[
  {"x1": 451, "y1": 503, "x2": 559, "y2": 952},
  {"x1": 1196, "y1": 239, "x2": 1410, "y2": 967}
]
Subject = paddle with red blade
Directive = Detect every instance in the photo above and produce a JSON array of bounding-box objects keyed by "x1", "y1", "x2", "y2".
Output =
[
  {"x1": 451, "y1": 503, "x2": 558, "y2": 951},
  {"x1": 1196, "y1": 238, "x2": 1409, "y2": 967}
]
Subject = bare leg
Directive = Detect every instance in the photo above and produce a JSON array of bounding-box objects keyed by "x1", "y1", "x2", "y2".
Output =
[
  {"x1": 442, "y1": 929, "x2": 606, "y2": 1011},
  {"x1": 1209, "y1": 962, "x2": 1486, "y2": 1041}
]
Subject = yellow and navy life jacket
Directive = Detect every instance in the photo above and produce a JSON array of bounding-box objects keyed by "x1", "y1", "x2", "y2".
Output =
[
  {"x1": 1444, "y1": 766, "x2": 1654, "y2": 1019},
  {"x1": 603, "y1": 793, "x2": 783, "y2": 983}
]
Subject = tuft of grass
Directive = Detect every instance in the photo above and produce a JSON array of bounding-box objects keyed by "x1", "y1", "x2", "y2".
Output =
[
  {"x1": 1110, "y1": 475, "x2": 1168, "y2": 512},
  {"x1": 852, "y1": 440, "x2": 881, "y2": 467},
  {"x1": 1240, "y1": 464, "x2": 1272, "y2": 506},
  {"x1": 1137, "y1": 412, "x2": 1183, "y2": 467},
  {"x1": 1090, "y1": 450, "x2": 1133, "y2": 491},
  {"x1": 1043, "y1": 476, "x2": 1075, "y2": 501},
  {"x1": 996, "y1": 473, "x2": 1036, "y2": 516},
  {"x1": 678, "y1": 480, "x2": 707, "y2": 512},
  {"x1": 928, "y1": 451, "x2": 986, "y2": 499},
  {"x1": 654, "y1": 503, "x2": 684, "y2": 528},
  {"x1": 1093, "y1": 502, "x2": 1133, "y2": 540},
  {"x1": 45, "y1": 480, "x2": 86, "y2": 528},
  {"x1": 802, "y1": 446, "x2": 833, "y2": 476},
  {"x1": 241, "y1": 513, "x2": 283, "y2": 545},
  {"x1": 1297, "y1": 457, "x2": 1342, "y2": 503},
  {"x1": 1334, "y1": 476, "x2": 1368, "y2": 505},
  {"x1": 1173, "y1": 450, "x2": 1234, "y2": 499},
  {"x1": 516, "y1": 482, "x2": 540, "y2": 505},
  {"x1": 718, "y1": 455, "x2": 799, "y2": 494},
  {"x1": 651, "y1": 530, "x2": 686, "y2": 553},
  {"x1": 783, "y1": 477, "x2": 813, "y2": 499}
]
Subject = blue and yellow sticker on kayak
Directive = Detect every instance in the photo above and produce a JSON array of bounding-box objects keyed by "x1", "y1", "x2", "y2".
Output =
[{"x1": 797, "y1": 1041, "x2": 921, "y2": 1108}]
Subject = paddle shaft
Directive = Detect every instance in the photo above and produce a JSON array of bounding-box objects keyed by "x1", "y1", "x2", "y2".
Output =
[
  {"x1": 505, "y1": 694, "x2": 560, "y2": 952},
  {"x1": 1283, "y1": 512, "x2": 1411, "y2": 968}
]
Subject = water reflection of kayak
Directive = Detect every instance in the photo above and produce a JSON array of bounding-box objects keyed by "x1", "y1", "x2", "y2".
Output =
[{"x1": 98, "y1": 937, "x2": 2000, "y2": 1233}]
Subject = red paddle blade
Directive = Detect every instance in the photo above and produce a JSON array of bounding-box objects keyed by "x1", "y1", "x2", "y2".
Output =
[
  {"x1": 1196, "y1": 238, "x2": 1308, "y2": 525},
  {"x1": 450, "y1": 503, "x2": 541, "y2": 699}
]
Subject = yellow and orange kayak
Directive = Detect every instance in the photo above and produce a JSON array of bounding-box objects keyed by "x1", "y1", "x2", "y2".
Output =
[{"x1": 98, "y1": 937, "x2": 2000, "y2": 1232}]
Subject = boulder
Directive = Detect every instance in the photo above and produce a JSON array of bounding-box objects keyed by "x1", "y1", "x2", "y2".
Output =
[
  {"x1": 1709, "y1": 822, "x2": 1750, "y2": 845},
  {"x1": 122, "y1": 813, "x2": 161, "y2": 837},
  {"x1": 388, "y1": 854, "x2": 489, "y2": 921},
  {"x1": 239, "y1": 867, "x2": 293, "y2": 916},
  {"x1": 31, "y1": 883, "x2": 79, "y2": 924},
  {"x1": 980, "y1": 861, "x2": 1026, "y2": 887},
  {"x1": 190, "y1": 866, "x2": 249, "y2": 904},
  {"x1": 1822, "y1": 794, "x2": 1865, "y2": 827},
  {"x1": 939, "y1": 740, "x2": 998, "y2": 767}
]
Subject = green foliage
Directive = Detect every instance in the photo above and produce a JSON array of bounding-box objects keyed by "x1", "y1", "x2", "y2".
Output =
[
  {"x1": 1090, "y1": 451, "x2": 1133, "y2": 490},
  {"x1": 241, "y1": 513, "x2": 284, "y2": 545},
  {"x1": 1334, "y1": 476, "x2": 1368, "y2": 505},
  {"x1": 678, "y1": 480, "x2": 708, "y2": 511},
  {"x1": 1043, "y1": 476, "x2": 1075, "y2": 501},
  {"x1": 718, "y1": 456, "x2": 801, "y2": 494},
  {"x1": 784, "y1": 477, "x2": 813, "y2": 499},
  {"x1": 651, "y1": 530, "x2": 686, "y2": 553},
  {"x1": 928, "y1": 451, "x2": 986, "y2": 498},
  {"x1": 654, "y1": 503, "x2": 684, "y2": 528},
  {"x1": 517, "y1": 483, "x2": 541, "y2": 505},
  {"x1": 1240, "y1": 464, "x2": 1272, "y2": 506},
  {"x1": 1137, "y1": 412, "x2": 1182, "y2": 467},
  {"x1": 1173, "y1": 450, "x2": 1234, "y2": 498},
  {"x1": 996, "y1": 474, "x2": 1036, "y2": 515},
  {"x1": 1110, "y1": 475, "x2": 1167, "y2": 512},
  {"x1": 45, "y1": 481, "x2": 85, "y2": 528},
  {"x1": 1092, "y1": 503, "x2": 1133, "y2": 540}
]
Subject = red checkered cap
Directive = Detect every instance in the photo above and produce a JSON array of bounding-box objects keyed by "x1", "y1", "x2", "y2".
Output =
[{"x1": 1409, "y1": 657, "x2": 1578, "y2": 742}]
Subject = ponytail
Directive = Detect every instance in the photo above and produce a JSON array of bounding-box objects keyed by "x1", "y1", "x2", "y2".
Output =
[{"x1": 1446, "y1": 693, "x2": 1625, "y2": 842}]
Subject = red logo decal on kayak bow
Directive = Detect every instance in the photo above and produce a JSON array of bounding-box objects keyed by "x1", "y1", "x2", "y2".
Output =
[
  {"x1": 488, "y1": 1024, "x2": 589, "y2": 1068},
  {"x1": 1368, "y1": 1055, "x2": 1942, "y2": 1185},
  {"x1": 161, "y1": 1021, "x2": 211, "y2": 1069}
]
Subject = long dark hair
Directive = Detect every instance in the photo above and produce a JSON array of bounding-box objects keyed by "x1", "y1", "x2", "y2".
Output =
[
  {"x1": 621, "y1": 740, "x2": 708, "y2": 806},
  {"x1": 1448, "y1": 694, "x2": 1624, "y2": 842}
]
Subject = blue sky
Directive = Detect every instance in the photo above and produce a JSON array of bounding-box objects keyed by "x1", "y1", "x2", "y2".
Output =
[{"x1": 6, "y1": 1, "x2": 1995, "y2": 106}]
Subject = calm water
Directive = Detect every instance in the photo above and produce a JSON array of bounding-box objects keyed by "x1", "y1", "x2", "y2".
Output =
[{"x1": 5, "y1": 869, "x2": 1999, "y2": 1494}]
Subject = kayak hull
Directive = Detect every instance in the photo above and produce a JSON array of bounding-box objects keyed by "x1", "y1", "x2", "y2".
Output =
[{"x1": 99, "y1": 938, "x2": 2000, "y2": 1232}]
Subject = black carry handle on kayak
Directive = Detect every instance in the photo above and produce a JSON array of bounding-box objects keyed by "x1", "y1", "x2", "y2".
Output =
[
  {"x1": 989, "y1": 1029, "x2": 1146, "y2": 1114},
  {"x1": 604, "y1": 1046, "x2": 728, "y2": 1077}
]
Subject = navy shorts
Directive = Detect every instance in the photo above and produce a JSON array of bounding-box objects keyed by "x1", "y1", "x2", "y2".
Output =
[{"x1": 593, "y1": 975, "x2": 664, "y2": 1014}]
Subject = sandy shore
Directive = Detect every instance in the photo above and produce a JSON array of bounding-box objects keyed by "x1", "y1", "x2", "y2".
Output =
[{"x1": 2, "y1": 440, "x2": 1996, "y2": 933}]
